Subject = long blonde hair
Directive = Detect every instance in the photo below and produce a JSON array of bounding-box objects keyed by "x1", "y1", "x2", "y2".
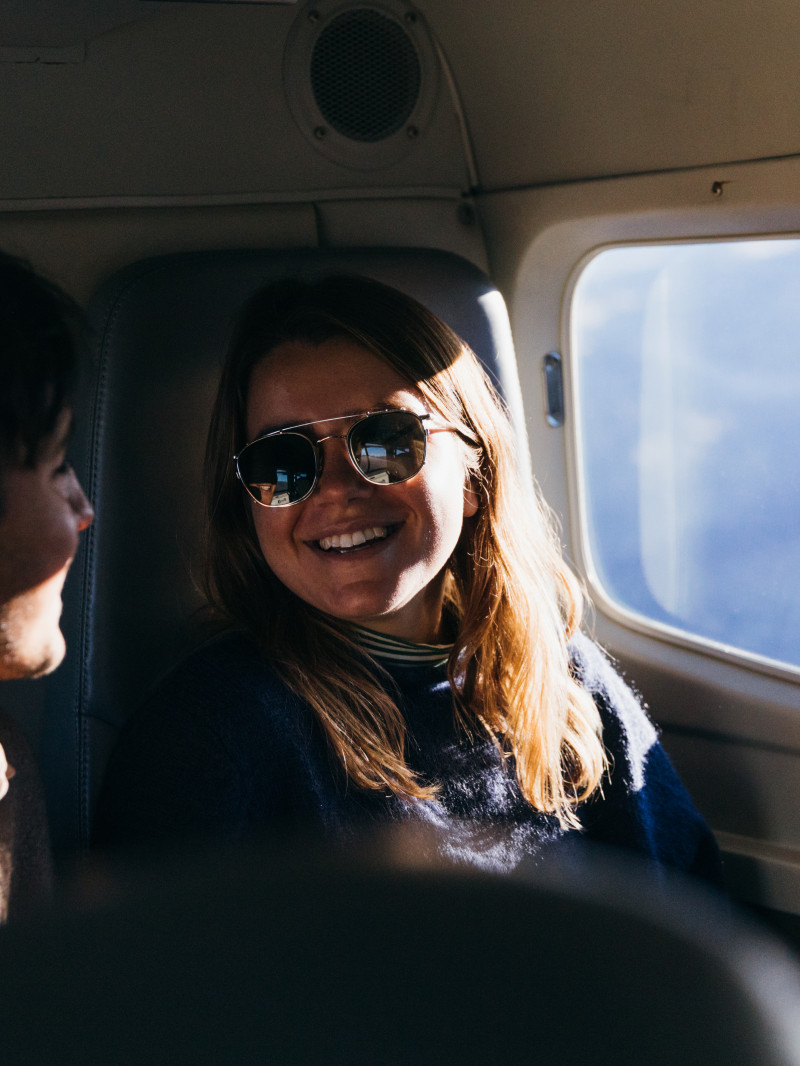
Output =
[{"x1": 204, "y1": 275, "x2": 606, "y2": 827}]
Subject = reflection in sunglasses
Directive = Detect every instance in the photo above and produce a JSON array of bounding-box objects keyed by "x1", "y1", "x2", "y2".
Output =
[{"x1": 250, "y1": 483, "x2": 277, "y2": 505}]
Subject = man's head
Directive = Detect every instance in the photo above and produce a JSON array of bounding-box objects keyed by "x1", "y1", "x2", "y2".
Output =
[{"x1": 0, "y1": 252, "x2": 93, "y2": 680}]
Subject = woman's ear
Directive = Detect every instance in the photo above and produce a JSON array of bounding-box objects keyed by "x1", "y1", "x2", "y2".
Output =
[{"x1": 463, "y1": 476, "x2": 479, "y2": 518}]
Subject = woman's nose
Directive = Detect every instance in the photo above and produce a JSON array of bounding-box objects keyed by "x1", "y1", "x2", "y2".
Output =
[{"x1": 315, "y1": 438, "x2": 372, "y2": 500}]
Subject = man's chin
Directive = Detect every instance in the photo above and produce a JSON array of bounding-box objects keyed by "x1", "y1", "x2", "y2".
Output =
[
  {"x1": 29, "y1": 634, "x2": 67, "y2": 678},
  {"x1": 0, "y1": 631, "x2": 66, "y2": 681}
]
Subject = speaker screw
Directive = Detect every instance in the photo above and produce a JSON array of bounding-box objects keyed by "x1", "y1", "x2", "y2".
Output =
[
  {"x1": 308, "y1": 9, "x2": 320, "y2": 22},
  {"x1": 404, "y1": 11, "x2": 417, "y2": 23},
  {"x1": 406, "y1": 125, "x2": 419, "y2": 139},
  {"x1": 314, "y1": 126, "x2": 327, "y2": 140}
]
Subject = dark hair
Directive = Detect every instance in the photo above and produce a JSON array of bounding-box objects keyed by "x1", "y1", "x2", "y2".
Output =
[{"x1": 0, "y1": 250, "x2": 80, "y2": 471}]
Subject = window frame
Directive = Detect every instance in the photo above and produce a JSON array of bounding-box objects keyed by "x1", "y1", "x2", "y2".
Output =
[
  {"x1": 480, "y1": 154, "x2": 800, "y2": 764},
  {"x1": 482, "y1": 162, "x2": 800, "y2": 914},
  {"x1": 566, "y1": 234, "x2": 800, "y2": 686}
]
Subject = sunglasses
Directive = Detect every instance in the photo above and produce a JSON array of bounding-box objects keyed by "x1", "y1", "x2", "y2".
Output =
[{"x1": 235, "y1": 408, "x2": 446, "y2": 508}]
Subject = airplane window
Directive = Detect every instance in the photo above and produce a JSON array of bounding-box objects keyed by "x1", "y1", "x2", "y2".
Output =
[{"x1": 571, "y1": 238, "x2": 800, "y2": 671}]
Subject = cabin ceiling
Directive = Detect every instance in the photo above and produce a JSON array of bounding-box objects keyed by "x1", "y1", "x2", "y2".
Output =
[
  {"x1": 0, "y1": 0, "x2": 798, "y2": 202},
  {"x1": 434, "y1": 0, "x2": 800, "y2": 188},
  {"x1": 0, "y1": 0, "x2": 165, "y2": 49}
]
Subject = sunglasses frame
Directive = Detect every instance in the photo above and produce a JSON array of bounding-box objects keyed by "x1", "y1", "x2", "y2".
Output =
[{"x1": 234, "y1": 408, "x2": 436, "y2": 508}]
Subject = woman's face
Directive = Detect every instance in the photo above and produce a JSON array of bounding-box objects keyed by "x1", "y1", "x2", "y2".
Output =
[{"x1": 244, "y1": 337, "x2": 477, "y2": 644}]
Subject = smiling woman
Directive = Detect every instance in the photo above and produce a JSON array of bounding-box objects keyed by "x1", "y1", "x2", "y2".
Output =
[
  {"x1": 95, "y1": 275, "x2": 721, "y2": 885},
  {"x1": 242, "y1": 338, "x2": 478, "y2": 643}
]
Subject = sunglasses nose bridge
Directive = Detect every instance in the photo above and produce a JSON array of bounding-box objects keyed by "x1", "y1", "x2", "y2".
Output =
[
  {"x1": 313, "y1": 430, "x2": 370, "y2": 489},
  {"x1": 313, "y1": 431, "x2": 348, "y2": 447}
]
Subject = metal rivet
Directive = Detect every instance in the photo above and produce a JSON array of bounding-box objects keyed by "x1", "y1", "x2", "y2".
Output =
[
  {"x1": 404, "y1": 11, "x2": 417, "y2": 23},
  {"x1": 308, "y1": 9, "x2": 320, "y2": 23},
  {"x1": 314, "y1": 126, "x2": 327, "y2": 139},
  {"x1": 406, "y1": 125, "x2": 419, "y2": 139}
]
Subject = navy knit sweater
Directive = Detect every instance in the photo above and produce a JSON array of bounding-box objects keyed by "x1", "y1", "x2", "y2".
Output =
[{"x1": 95, "y1": 630, "x2": 722, "y2": 886}]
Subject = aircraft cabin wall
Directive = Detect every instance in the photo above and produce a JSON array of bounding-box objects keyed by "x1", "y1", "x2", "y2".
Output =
[
  {"x1": 0, "y1": 0, "x2": 799, "y2": 927},
  {"x1": 4, "y1": 0, "x2": 800, "y2": 294}
]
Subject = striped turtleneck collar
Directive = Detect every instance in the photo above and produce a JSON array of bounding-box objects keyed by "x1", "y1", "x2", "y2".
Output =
[{"x1": 346, "y1": 623, "x2": 453, "y2": 668}]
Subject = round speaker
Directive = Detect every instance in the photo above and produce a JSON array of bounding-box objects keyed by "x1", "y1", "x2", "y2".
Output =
[{"x1": 284, "y1": 0, "x2": 440, "y2": 170}]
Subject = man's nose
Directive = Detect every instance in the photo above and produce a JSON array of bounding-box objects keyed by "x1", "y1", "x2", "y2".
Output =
[{"x1": 69, "y1": 471, "x2": 94, "y2": 531}]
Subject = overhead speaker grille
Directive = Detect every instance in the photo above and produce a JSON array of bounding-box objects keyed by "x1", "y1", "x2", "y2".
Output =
[
  {"x1": 284, "y1": 0, "x2": 440, "y2": 169},
  {"x1": 310, "y1": 10, "x2": 420, "y2": 142}
]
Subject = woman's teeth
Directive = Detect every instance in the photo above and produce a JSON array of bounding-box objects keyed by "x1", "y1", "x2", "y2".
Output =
[{"x1": 318, "y1": 526, "x2": 389, "y2": 552}]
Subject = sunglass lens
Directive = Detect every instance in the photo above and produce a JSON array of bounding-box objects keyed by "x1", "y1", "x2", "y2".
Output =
[
  {"x1": 350, "y1": 412, "x2": 426, "y2": 485},
  {"x1": 239, "y1": 433, "x2": 316, "y2": 506}
]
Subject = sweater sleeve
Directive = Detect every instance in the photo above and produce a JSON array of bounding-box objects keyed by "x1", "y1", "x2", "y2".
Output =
[
  {"x1": 93, "y1": 634, "x2": 289, "y2": 853},
  {"x1": 570, "y1": 635, "x2": 724, "y2": 889},
  {"x1": 94, "y1": 685, "x2": 248, "y2": 852}
]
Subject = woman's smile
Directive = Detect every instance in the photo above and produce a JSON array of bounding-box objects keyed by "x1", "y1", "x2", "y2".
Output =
[
  {"x1": 245, "y1": 336, "x2": 477, "y2": 643},
  {"x1": 315, "y1": 524, "x2": 393, "y2": 552}
]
